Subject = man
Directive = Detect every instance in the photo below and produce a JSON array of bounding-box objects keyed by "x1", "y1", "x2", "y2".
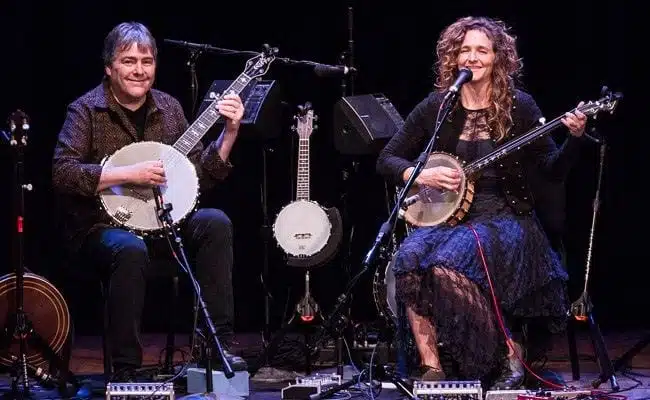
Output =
[{"x1": 52, "y1": 21, "x2": 247, "y2": 378}]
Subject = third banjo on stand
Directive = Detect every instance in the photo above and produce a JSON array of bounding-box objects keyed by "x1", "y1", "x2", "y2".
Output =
[{"x1": 272, "y1": 102, "x2": 342, "y2": 268}]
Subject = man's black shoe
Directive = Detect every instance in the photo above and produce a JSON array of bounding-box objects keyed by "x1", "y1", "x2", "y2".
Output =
[{"x1": 212, "y1": 349, "x2": 248, "y2": 372}]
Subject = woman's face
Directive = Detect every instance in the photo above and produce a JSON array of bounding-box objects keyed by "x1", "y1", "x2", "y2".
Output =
[{"x1": 456, "y1": 29, "x2": 495, "y2": 85}]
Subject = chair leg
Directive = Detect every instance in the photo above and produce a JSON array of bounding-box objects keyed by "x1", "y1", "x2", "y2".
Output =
[
  {"x1": 101, "y1": 282, "x2": 112, "y2": 383},
  {"x1": 567, "y1": 316, "x2": 580, "y2": 381},
  {"x1": 163, "y1": 276, "x2": 179, "y2": 374}
]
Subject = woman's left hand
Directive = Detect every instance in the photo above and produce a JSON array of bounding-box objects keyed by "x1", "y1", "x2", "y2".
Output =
[{"x1": 561, "y1": 101, "x2": 587, "y2": 137}]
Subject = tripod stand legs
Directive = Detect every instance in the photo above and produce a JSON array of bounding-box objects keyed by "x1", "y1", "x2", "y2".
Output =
[
  {"x1": 585, "y1": 312, "x2": 619, "y2": 390},
  {"x1": 249, "y1": 310, "x2": 316, "y2": 376},
  {"x1": 568, "y1": 294, "x2": 619, "y2": 391},
  {"x1": 249, "y1": 272, "x2": 320, "y2": 376},
  {"x1": 567, "y1": 315, "x2": 580, "y2": 381},
  {"x1": 0, "y1": 314, "x2": 79, "y2": 398}
]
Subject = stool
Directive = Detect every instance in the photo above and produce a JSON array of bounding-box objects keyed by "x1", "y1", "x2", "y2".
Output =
[{"x1": 100, "y1": 258, "x2": 181, "y2": 382}]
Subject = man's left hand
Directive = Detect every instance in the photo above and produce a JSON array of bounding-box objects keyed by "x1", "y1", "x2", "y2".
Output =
[{"x1": 216, "y1": 91, "x2": 244, "y2": 133}]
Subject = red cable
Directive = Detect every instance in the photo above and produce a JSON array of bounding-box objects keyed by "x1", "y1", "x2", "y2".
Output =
[
  {"x1": 467, "y1": 223, "x2": 566, "y2": 390},
  {"x1": 467, "y1": 224, "x2": 626, "y2": 398}
]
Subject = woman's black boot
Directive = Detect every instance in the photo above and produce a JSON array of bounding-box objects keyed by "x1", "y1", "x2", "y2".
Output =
[{"x1": 490, "y1": 342, "x2": 525, "y2": 390}]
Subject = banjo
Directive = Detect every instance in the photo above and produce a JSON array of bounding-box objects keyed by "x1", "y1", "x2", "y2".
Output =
[
  {"x1": 400, "y1": 88, "x2": 622, "y2": 228},
  {"x1": 272, "y1": 103, "x2": 342, "y2": 267},
  {"x1": 98, "y1": 46, "x2": 277, "y2": 235}
]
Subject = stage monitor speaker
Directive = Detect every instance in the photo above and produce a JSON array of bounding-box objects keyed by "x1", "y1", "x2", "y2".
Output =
[
  {"x1": 333, "y1": 93, "x2": 404, "y2": 156},
  {"x1": 197, "y1": 79, "x2": 283, "y2": 139}
]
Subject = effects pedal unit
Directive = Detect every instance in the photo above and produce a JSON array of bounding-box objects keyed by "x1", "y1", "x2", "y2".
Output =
[
  {"x1": 105, "y1": 382, "x2": 175, "y2": 399},
  {"x1": 281, "y1": 373, "x2": 342, "y2": 400},
  {"x1": 413, "y1": 380, "x2": 483, "y2": 399}
]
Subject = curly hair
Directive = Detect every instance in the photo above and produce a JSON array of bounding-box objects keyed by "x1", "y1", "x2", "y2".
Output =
[{"x1": 434, "y1": 16, "x2": 523, "y2": 141}]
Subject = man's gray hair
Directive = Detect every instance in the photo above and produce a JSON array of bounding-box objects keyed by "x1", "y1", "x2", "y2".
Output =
[{"x1": 102, "y1": 22, "x2": 157, "y2": 66}]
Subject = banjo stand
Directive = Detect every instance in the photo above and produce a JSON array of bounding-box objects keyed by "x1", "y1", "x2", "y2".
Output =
[
  {"x1": 0, "y1": 111, "x2": 80, "y2": 398},
  {"x1": 152, "y1": 186, "x2": 235, "y2": 389},
  {"x1": 249, "y1": 270, "x2": 322, "y2": 376}
]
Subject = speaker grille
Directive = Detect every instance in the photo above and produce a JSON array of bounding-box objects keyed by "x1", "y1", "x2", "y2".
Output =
[{"x1": 333, "y1": 94, "x2": 403, "y2": 155}]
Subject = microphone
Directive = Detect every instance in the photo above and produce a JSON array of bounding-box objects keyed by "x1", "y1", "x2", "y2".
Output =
[
  {"x1": 163, "y1": 39, "x2": 210, "y2": 50},
  {"x1": 402, "y1": 188, "x2": 455, "y2": 208},
  {"x1": 448, "y1": 68, "x2": 473, "y2": 94},
  {"x1": 403, "y1": 194, "x2": 420, "y2": 208},
  {"x1": 313, "y1": 63, "x2": 356, "y2": 77}
]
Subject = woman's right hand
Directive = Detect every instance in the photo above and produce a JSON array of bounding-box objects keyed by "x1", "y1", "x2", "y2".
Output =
[{"x1": 405, "y1": 166, "x2": 461, "y2": 191}]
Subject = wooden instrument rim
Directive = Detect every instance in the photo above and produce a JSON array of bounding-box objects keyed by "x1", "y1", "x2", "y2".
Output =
[{"x1": 0, "y1": 273, "x2": 71, "y2": 367}]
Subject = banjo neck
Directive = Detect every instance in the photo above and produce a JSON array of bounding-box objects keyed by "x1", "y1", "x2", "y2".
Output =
[
  {"x1": 461, "y1": 92, "x2": 621, "y2": 177},
  {"x1": 462, "y1": 116, "x2": 560, "y2": 177},
  {"x1": 293, "y1": 103, "x2": 316, "y2": 202},
  {"x1": 296, "y1": 136, "x2": 310, "y2": 201},
  {"x1": 171, "y1": 74, "x2": 252, "y2": 156},
  {"x1": 167, "y1": 45, "x2": 279, "y2": 157}
]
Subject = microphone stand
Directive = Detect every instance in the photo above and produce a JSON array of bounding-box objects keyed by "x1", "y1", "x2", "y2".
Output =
[
  {"x1": 0, "y1": 111, "x2": 80, "y2": 399},
  {"x1": 152, "y1": 188, "x2": 234, "y2": 393},
  {"x1": 187, "y1": 49, "x2": 202, "y2": 118},
  {"x1": 163, "y1": 39, "x2": 354, "y2": 77},
  {"x1": 311, "y1": 91, "x2": 459, "y2": 399}
]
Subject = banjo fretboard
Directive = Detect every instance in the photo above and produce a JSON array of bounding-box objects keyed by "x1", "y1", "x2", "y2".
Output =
[
  {"x1": 296, "y1": 137, "x2": 310, "y2": 201},
  {"x1": 462, "y1": 95, "x2": 618, "y2": 177},
  {"x1": 172, "y1": 74, "x2": 252, "y2": 156}
]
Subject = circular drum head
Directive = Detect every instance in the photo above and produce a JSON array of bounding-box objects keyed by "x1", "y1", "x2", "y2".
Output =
[
  {"x1": 403, "y1": 153, "x2": 466, "y2": 227},
  {"x1": 99, "y1": 141, "x2": 199, "y2": 233},
  {"x1": 272, "y1": 200, "x2": 332, "y2": 257}
]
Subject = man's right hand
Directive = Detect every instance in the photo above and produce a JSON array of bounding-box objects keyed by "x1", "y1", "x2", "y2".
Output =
[{"x1": 124, "y1": 160, "x2": 166, "y2": 186}]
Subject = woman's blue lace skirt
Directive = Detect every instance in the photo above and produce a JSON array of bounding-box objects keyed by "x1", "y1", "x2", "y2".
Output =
[{"x1": 393, "y1": 191, "x2": 569, "y2": 380}]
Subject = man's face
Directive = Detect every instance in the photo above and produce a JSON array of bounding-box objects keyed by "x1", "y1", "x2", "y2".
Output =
[{"x1": 105, "y1": 42, "x2": 156, "y2": 105}]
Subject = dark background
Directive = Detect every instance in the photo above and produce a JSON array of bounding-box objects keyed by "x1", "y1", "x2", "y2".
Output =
[{"x1": 0, "y1": 0, "x2": 633, "y2": 339}]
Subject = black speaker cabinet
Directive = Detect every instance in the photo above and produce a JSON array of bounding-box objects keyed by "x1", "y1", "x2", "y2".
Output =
[
  {"x1": 333, "y1": 93, "x2": 404, "y2": 155},
  {"x1": 197, "y1": 79, "x2": 283, "y2": 139}
]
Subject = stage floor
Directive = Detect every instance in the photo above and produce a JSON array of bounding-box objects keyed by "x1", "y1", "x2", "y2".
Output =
[{"x1": 1, "y1": 330, "x2": 649, "y2": 399}]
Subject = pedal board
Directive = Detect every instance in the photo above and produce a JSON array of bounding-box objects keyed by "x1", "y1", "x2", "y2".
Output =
[
  {"x1": 281, "y1": 373, "x2": 341, "y2": 400},
  {"x1": 413, "y1": 380, "x2": 483, "y2": 399},
  {"x1": 484, "y1": 389, "x2": 593, "y2": 400},
  {"x1": 105, "y1": 382, "x2": 175, "y2": 399},
  {"x1": 517, "y1": 389, "x2": 594, "y2": 400}
]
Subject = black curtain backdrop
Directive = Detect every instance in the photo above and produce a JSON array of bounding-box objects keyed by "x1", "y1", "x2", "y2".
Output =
[{"x1": 0, "y1": 1, "x2": 632, "y2": 337}]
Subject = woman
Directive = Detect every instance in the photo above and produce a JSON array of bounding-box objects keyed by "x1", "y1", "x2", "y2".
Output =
[{"x1": 376, "y1": 16, "x2": 587, "y2": 387}]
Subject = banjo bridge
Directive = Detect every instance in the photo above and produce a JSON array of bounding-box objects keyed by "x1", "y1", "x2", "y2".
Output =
[
  {"x1": 113, "y1": 206, "x2": 133, "y2": 223},
  {"x1": 294, "y1": 233, "x2": 313, "y2": 240}
]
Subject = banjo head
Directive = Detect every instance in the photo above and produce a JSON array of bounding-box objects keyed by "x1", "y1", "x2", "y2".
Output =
[
  {"x1": 99, "y1": 141, "x2": 199, "y2": 234},
  {"x1": 402, "y1": 152, "x2": 470, "y2": 227},
  {"x1": 273, "y1": 200, "x2": 332, "y2": 257}
]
